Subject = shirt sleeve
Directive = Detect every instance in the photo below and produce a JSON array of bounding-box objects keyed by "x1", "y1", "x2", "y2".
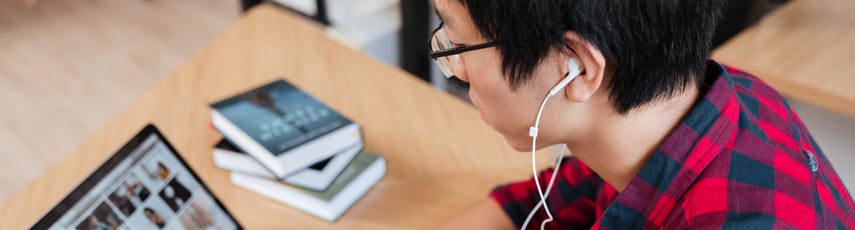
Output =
[{"x1": 490, "y1": 157, "x2": 606, "y2": 230}]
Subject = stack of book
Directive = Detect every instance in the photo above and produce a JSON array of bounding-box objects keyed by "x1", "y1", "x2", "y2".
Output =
[{"x1": 209, "y1": 79, "x2": 386, "y2": 221}]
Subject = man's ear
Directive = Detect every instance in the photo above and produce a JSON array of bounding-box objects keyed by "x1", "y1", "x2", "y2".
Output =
[{"x1": 560, "y1": 31, "x2": 607, "y2": 103}]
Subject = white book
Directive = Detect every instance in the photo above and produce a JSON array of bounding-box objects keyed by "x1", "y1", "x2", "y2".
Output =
[
  {"x1": 270, "y1": 0, "x2": 318, "y2": 15},
  {"x1": 210, "y1": 80, "x2": 363, "y2": 179},
  {"x1": 232, "y1": 151, "x2": 386, "y2": 221},
  {"x1": 213, "y1": 139, "x2": 362, "y2": 191},
  {"x1": 326, "y1": 4, "x2": 401, "y2": 48},
  {"x1": 270, "y1": 0, "x2": 398, "y2": 24},
  {"x1": 326, "y1": 0, "x2": 399, "y2": 25}
]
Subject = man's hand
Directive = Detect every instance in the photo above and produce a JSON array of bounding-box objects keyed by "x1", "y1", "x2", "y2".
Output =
[{"x1": 439, "y1": 198, "x2": 516, "y2": 230}]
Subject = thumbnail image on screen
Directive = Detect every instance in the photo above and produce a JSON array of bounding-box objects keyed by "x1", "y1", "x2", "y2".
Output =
[{"x1": 36, "y1": 132, "x2": 239, "y2": 230}]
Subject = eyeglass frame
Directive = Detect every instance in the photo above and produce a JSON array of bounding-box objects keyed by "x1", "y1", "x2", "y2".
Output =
[{"x1": 427, "y1": 22, "x2": 499, "y2": 64}]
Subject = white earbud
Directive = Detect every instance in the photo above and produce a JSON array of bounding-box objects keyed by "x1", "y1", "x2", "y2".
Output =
[
  {"x1": 549, "y1": 58, "x2": 583, "y2": 96},
  {"x1": 521, "y1": 57, "x2": 583, "y2": 230}
]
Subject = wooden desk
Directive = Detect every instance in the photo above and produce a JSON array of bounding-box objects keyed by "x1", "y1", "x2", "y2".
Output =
[
  {"x1": 713, "y1": 0, "x2": 855, "y2": 118},
  {"x1": 0, "y1": 4, "x2": 553, "y2": 229}
]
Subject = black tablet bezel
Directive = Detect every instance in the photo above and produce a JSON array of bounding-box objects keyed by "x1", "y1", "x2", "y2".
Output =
[{"x1": 31, "y1": 124, "x2": 243, "y2": 229}]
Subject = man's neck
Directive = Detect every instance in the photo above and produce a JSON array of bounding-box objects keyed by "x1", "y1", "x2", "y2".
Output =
[{"x1": 567, "y1": 85, "x2": 701, "y2": 193}]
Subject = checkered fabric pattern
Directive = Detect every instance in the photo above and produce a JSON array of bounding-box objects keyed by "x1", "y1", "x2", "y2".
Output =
[{"x1": 491, "y1": 61, "x2": 855, "y2": 229}]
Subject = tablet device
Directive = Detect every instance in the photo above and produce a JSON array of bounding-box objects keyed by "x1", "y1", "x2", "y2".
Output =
[{"x1": 32, "y1": 124, "x2": 243, "y2": 230}]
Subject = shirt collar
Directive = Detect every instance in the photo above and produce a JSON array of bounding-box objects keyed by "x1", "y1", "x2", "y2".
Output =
[{"x1": 596, "y1": 61, "x2": 742, "y2": 228}]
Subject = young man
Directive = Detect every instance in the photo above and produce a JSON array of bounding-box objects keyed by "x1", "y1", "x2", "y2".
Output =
[{"x1": 429, "y1": 0, "x2": 855, "y2": 229}]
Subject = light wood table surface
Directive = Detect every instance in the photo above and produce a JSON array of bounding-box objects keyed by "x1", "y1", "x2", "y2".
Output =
[
  {"x1": 0, "y1": 4, "x2": 553, "y2": 229},
  {"x1": 713, "y1": 0, "x2": 855, "y2": 118}
]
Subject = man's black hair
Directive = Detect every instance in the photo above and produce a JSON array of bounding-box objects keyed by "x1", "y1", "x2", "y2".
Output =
[{"x1": 456, "y1": 0, "x2": 723, "y2": 113}]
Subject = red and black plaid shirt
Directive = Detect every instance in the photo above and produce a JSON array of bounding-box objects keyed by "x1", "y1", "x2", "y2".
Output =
[{"x1": 491, "y1": 61, "x2": 855, "y2": 229}]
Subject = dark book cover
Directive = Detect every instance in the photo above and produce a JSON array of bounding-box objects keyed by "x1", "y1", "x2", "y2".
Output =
[
  {"x1": 215, "y1": 139, "x2": 331, "y2": 171},
  {"x1": 211, "y1": 79, "x2": 353, "y2": 156}
]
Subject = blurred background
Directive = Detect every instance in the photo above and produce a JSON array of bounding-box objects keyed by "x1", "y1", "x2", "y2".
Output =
[{"x1": 1, "y1": 0, "x2": 853, "y2": 203}]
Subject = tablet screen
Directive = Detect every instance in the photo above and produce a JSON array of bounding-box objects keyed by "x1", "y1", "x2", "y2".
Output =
[{"x1": 32, "y1": 125, "x2": 241, "y2": 230}]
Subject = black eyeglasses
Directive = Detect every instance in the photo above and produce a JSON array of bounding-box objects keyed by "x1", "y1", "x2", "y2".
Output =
[{"x1": 428, "y1": 22, "x2": 499, "y2": 78}]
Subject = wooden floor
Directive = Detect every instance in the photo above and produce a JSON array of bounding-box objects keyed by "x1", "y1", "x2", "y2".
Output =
[{"x1": 0, "y1": 0, "x2": 238, "y2": 202}]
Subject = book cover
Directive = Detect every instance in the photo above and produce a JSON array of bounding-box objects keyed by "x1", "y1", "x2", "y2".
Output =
[
  {"x1": 211, "y1": 80, "x2": 353, "y2": 156},
  {"x1": 231, "y1": 151, "x2": 386, "y2": 221},
  {"x1": 215, "y1": 139, "x2": 331, "y2": 171},
  {"x1": 290, "y1": 151, "x2": 381, "y2": 201},
  {"x1": 213, "y1": 139, "x2": 362, "y2": 191}
]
